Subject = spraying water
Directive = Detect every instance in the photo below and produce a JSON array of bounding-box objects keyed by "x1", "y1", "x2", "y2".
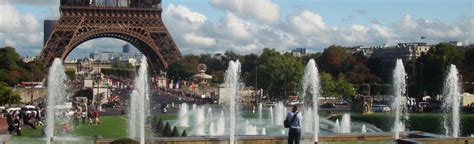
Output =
[
  {"x1": 392, "y1": 59, "x2": 408, "y2": 140},
  {"x1": 194, "y1": 106, "x2": 206, "y2": 135},
  {"x1": 269, "y1": 106, "x2": 274, "y2": 125},
  {"x1": 209, "y1": 122, "x2": 216, "y2": 136},
  {"x1": 224, "y1": 60, "x2": 241, "y2": 144},
  {"x1": 442, "y1": 64, "x2": 461, "y2": 137},
  {"x1": 362, "y1": 124, "x2": 367, "y2": 133},
  {"x1": 340, "y1": 114, "x2": 351, "y2": 133},
  {"x1": 303, "y1": 108, "x2": 314, "y2": 133},
  {"x1": 274, "y1": 102, "x2": 285, "y2": 126},
  {"x1": 128, "y1": 57, "x2": 150, "y2": 144},
  {"x1": 333, "y1": 119, "x2": 340, "y2": 133},
  {"x1": 177, "y1": 103, "x2": 189, "y2": 127},
  {"x1": 46, "y1": 58, "x2": 69, "y2": 142},
  {"x1": 217, "y1": 110, "x2": 225, "y2": 135},
  {"x1": 301, "y1": 59, "x2": 321, "y2": 143},
  {"x1": 258, "y1": 103, "x2": 263, "y2": 122}
]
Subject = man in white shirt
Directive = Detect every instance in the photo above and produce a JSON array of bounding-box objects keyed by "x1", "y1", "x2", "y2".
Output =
[{"x1": 286, "y1": 105, "x2": 302, "y2": 144}]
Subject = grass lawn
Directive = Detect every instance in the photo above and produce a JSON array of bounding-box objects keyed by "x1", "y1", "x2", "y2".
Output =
[
  {"x1": 73, "y1": 116, "x2": 128, "y2": 138},
  {"x1": 14, "y1": 114, "x2": 179, "y2": 139},
  {"x1": 14, "y1": 116, "x2": 128, "y2": 138}
]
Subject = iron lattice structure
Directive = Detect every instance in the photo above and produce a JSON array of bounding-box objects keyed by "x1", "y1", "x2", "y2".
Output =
[{"x1": 39, "y1": 4, "x2": 181, "y2": 72}]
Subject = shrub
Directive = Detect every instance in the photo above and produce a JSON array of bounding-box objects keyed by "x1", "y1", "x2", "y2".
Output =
[
  {"x1": 162, "y1": 122, "x2": 172, "y2": 137},
  {"x1": 171, "y1": 126, "x2": 180, "y2": 137},
  {"x1": 181, "y1": 130, "x2": 188, "y2": 137}
]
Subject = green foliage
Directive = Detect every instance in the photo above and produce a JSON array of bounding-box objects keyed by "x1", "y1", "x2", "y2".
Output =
[
  {"x1": 181, "y1": 130, "x2": 188, "y2": 137},
  {"x1": 257, "y1": 48, "x2": 304, "y2": 100},
  {"x1": 320, "y1": 73, "x2": 355, "y2": 100},
  {"x1": 167, "y1": 60, "x2": 196, "y2": 81},
  {"x1": 111, "y1": 138, "x2": 139, "y2": 144},
  {"x1": 0, "y1": 47, "x2": 29, "y2": 85},
  {"x1": 171, "y1": 126, "x2": 180, "y2": 137},
  {"x1": 153, "y1": 117, "x2": 164, "y2": 136},
  {"x1": 416, "y1": 43, "x2": 464, "y2": 96},
  {"x1": 318, "y1": 45, "x2": 355, "y2": 76},
  {"x1": 0, "y1": 82, "x2": 22, "y2": 105},
  {"x1": 162, "y1": 122, "x2": 172, "y2": 137}
]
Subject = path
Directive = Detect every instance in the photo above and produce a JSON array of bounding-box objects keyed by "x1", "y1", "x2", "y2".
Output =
[{"x1": 0, "y1": 117, "x2": 7, "y2": 134}]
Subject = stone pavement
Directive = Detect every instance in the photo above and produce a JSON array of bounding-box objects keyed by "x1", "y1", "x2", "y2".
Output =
[{"x1": 0, "y1": 117, "x2": 7, "y2": 134}]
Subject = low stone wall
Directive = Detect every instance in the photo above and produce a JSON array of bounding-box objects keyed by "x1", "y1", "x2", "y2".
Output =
[
  {"x1": 399, "y1": 137, "x2": 474, "y2": 144},
  {"x1": 97, "y1": 133, "x2": 395, "y2": 144}
]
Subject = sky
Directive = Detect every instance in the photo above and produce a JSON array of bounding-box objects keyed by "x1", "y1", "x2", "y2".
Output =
[{"x1": 0, "y1": 0, "x2": 473, "y2": 59}]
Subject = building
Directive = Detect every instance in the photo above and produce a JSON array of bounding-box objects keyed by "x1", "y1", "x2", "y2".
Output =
[
  {"x1": 90, "y1": 51, "x2": 143, "y2": 62},
  {"x1": 371, "y1": 42, "x2": 431, "y2": 66},
  {"x1": 43, "y1": 20, "x2": 57, "y2": 46},
  {"x1": 122, "y1": 44, "x2": 130, "y2": 53},
  {"x1": 290, "y1": 48, "x2": 306, "y2": 57}
]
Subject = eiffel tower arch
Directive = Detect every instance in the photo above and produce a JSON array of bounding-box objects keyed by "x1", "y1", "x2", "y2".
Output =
[{"x1": 39, "y1": 0, "x2": 181, "y2": 72}]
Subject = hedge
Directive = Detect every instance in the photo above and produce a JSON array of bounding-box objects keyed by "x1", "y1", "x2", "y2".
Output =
[{"x1": 345, "y1": 113, "x2": 474, "y2": 136}]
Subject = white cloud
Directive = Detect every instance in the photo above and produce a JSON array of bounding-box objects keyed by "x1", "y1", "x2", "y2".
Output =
[
  {"x1": 210, "y1": 0, "x2": 280, "y2": 23},
  {"x1": 0, "y1": 1, "x2": 39, "y2": 33},
  {"x1": 183, "y1": 32, "x2": 216, "y2": 47},
  {"x1": 2, "y1": 2, "x2": 473, "y2": 57},
  {"x1": 165, "y1": 4, "x2": 207, "y2": 24}
]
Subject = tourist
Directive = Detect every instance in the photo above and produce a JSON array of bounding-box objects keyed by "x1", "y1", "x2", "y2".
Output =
[
  {"x1": 7, "y1": 111, "x2": 21, "y2": 136},
  {"x1": 23, "y1": 113, "x2": 37, "y2": 129},
  {"x1": 286, "y1": 105, "x2": 302, "y2": 144},
  {"x1": 94, "y1": 109, "x2": 100, "y2": 125}
]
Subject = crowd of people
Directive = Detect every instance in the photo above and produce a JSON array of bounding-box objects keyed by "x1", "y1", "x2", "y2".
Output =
[
  {"x1": 72, "y1": 99, "x2": 101, "y2": 126},
  {"x1": 6, "y1": 106, "x2": 45, "y2": 136}
]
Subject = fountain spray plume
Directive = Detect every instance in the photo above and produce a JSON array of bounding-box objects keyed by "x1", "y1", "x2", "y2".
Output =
[
  {"x1": 224, "y1": 60, "x2": 241, "y2": 144},
  {"x1": 442, "y1": 64, "x2": 461, "y2": 137},
  {"x1": 46, "y1": 58, "x2": 69, "y2": 142},
  {"x1": 302, "y1": 59, "x2": 321, "y2": 143},
  {"x1": 392, "y1": 59, "x2": 409, "y2": 140},
  {"x1": 128, "y1": 57, "x2": 150, "y2": 144}
]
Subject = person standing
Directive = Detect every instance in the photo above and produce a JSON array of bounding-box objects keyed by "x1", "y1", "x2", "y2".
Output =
[{"x1": 286, "y1": 105, "x2": 302, "y2": 144}]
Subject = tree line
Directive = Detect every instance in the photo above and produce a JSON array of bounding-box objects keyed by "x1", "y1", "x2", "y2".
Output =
[{"x1": 168, "y1": 43, "x2": 474, "y2": 101}]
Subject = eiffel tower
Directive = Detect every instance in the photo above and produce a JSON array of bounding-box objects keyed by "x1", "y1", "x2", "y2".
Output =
[{"x1": 40, "y1": 0, "x2": 181, "y2": 72}]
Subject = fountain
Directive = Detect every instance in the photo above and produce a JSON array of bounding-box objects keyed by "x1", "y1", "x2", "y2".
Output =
[
  {"x1": 261, "y1": 128, "x2": 266, "y2": 135},
  {"x1": 340, "y1": 114, "x2": 351, "y2": 133},
  {"x1": 177, "y1": 103, "x2": 189, "y2": 127},
  {"x1": 194, "y1": 106, "x2": 206, "y2": 135},
  {"x1": 301, "y1": 59, "x2": 321, "y2": 143},
  {"x1": 442, "y1": 64, "x2": 461, "y2": 137},
  {"x1": 274, "y1": 102, "x2": 285, "y2": 126},
  {"x1": 362, "y1": 125, "x2": 367, "y2": 133},
  {"x1": 223, "y1": 60, "x2": 241, "y2": 144},
  {"x1": 258, "y1": 103, "x2": 263, "y2": 122},
  {"x1": 303, "y1": 108, "x2": 314, "y2": 133},
  {"x1": 392, "y1": 59, "x2": 408, "y2": 140},
  {"x1": 128, "y1": 57, "x2": 150, "y2": 144},
  {"x1": 333, "y1": 119, "x2": 340, "y2": 133},
  {"x1": 269, "y1": 106, "x2": 274, "y2": 125},
  {"x1": 209, "y1": 122, "x2": 216, "y2": 136},
  {"x1": 46, "y1": 58, "x2": 69, "y2": 142},
  {"x1": 207, "y1": 107, "x2": 213, "y2": 119},
  {"x1": 216, "y1": 110, "x2": 225, "y2": 135}
]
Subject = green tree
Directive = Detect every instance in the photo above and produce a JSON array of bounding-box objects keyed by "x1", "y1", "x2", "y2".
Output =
[
  {"x1": 181, "y1": 130, "x2": 188, "y2": 137},
  {"x1": 0, "y1": 82, "x2": 22, "y2": 105},
  {"x1": 417, "y1": 43, "x2": 464, "y2": 95},
  {"x1": 167, "y1": 61, "x2": 196, "y2": 81},
  {"x1": 0, "y1": 47, "x2": 28, "y2": 85},
  {"x1": 162, "y1": 122, "x2": 172, "y2": 137},
  {"x1": 319, "y1": 73, "x2": 355, "y2": 100},
  {"x1": 317, "y1": 45, "x2": 355, "y2": 76},
  {"x1": 171, "y1": 126, "x2": 180, "y2": 137},
  {"x1": 257, "y1": 49, "x2": 304, "y2": 100}
]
